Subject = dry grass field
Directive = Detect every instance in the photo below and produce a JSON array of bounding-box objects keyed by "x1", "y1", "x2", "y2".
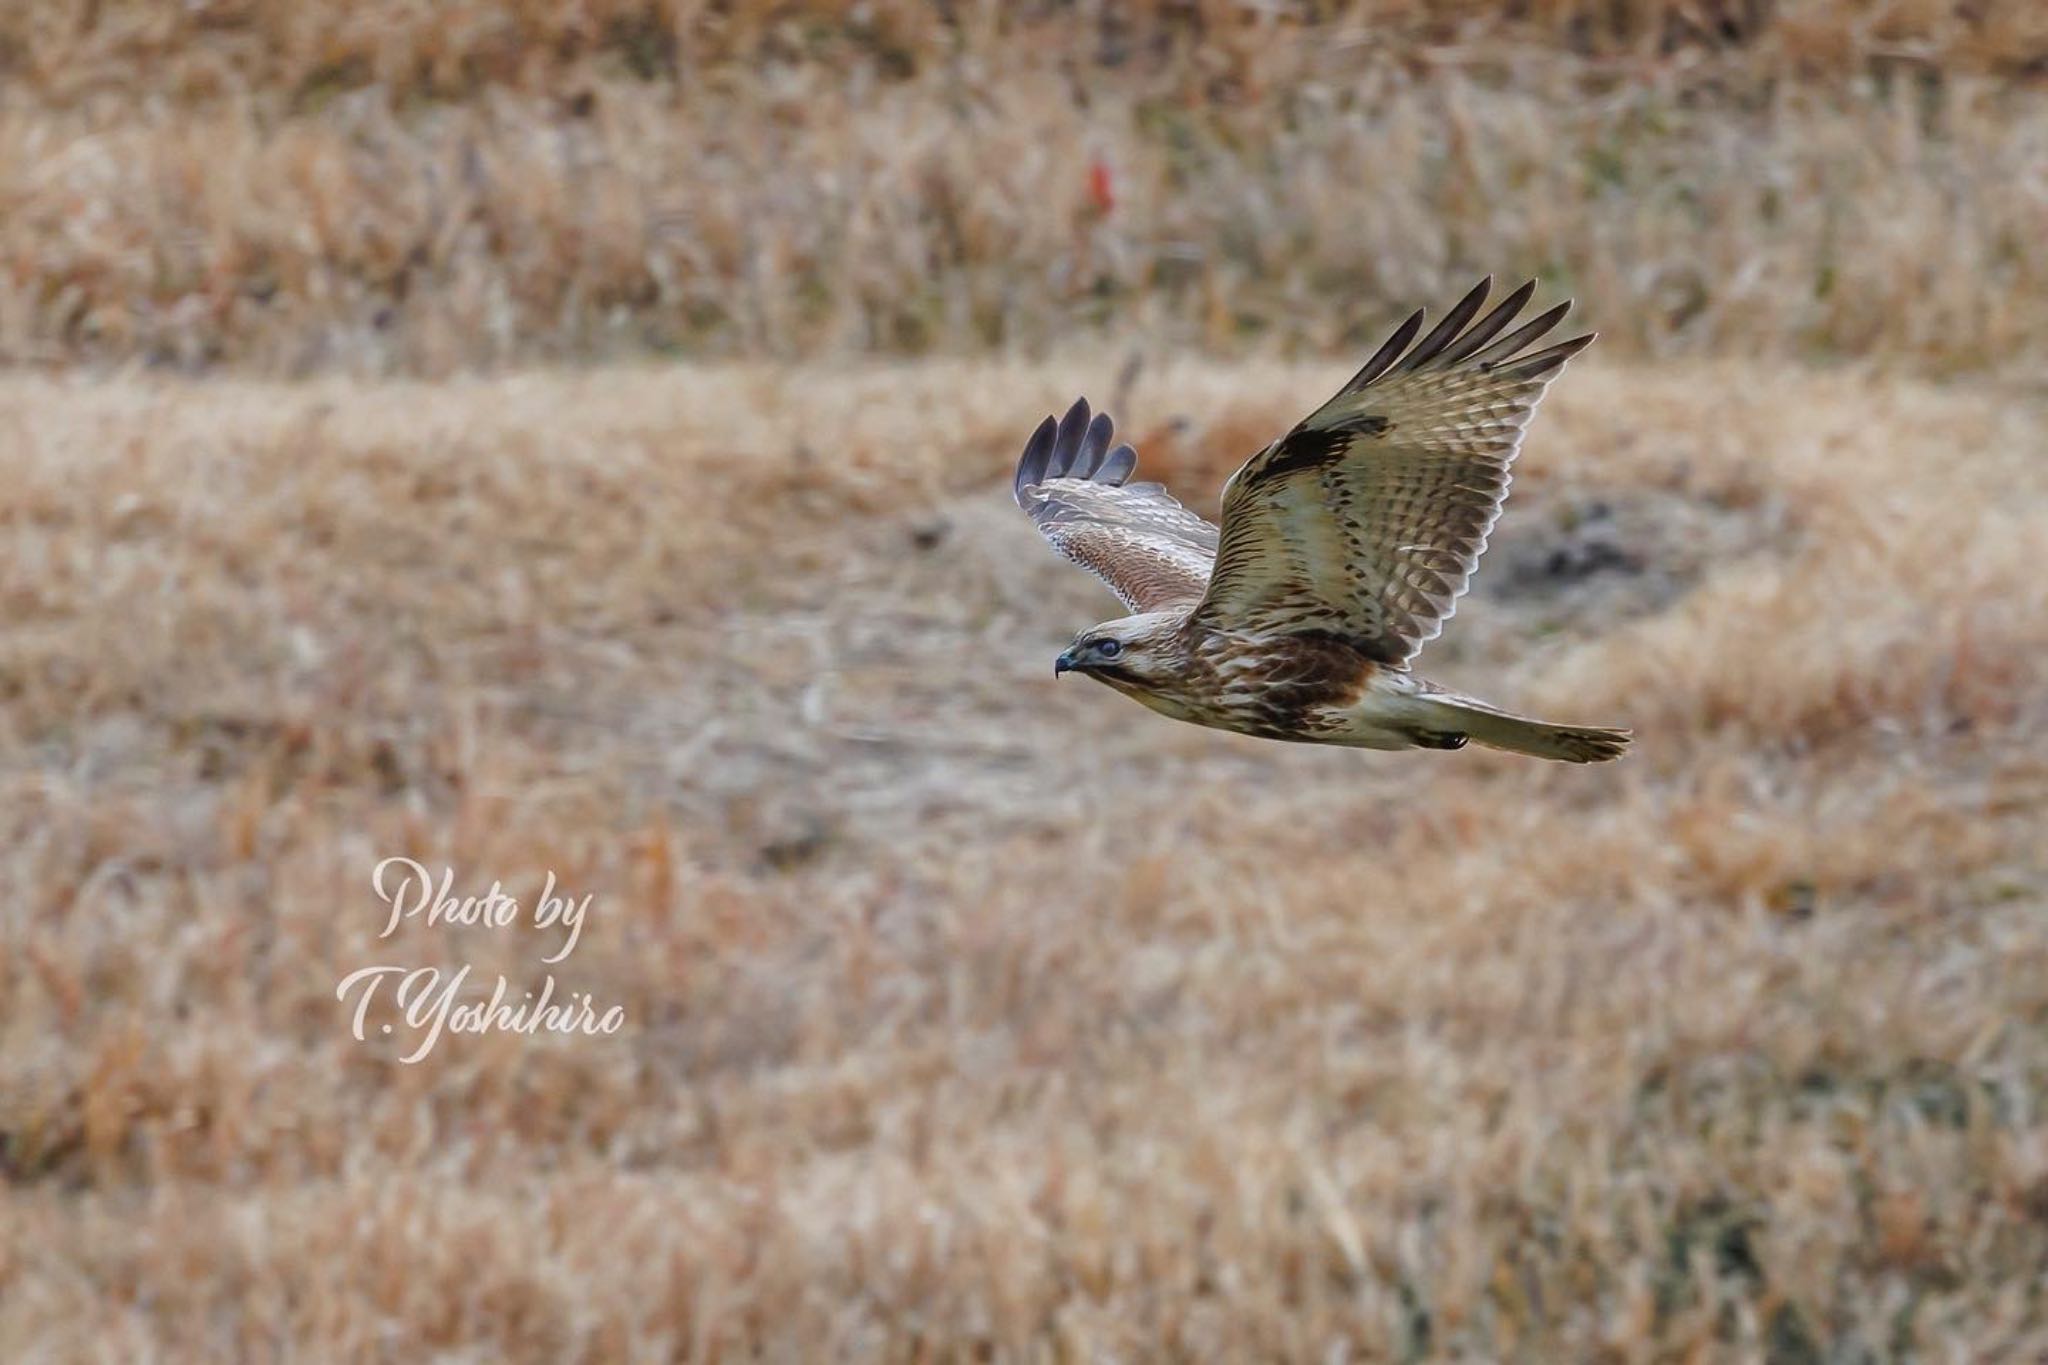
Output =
[
  {"x1": 3, "y1": 4, "x2": 2048, "y2": 1362},
  {"x1": 4, "y1": 357, "x2": 2046, "y2": 1360},
  {"x1": 3, "y1": 1, "x2": 2048, "y2": 375}
]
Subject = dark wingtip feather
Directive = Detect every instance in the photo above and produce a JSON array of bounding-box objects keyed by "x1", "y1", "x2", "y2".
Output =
[
  {"x1": 1015, "y1": 399, "x2": 1143, "y2": 505},
  {"x1": 1470, "y1": 298, "x2": 1574, "y2": 371},
  {"x1": 1077, "y1": 411, "x2": 1115, "y2": 478},
  {"x1": 1052, "y1": 397, "x2": 1093, "y2": 470},
  {"x1": 1499, "y1": 329, "x2": 1596, "y2": 379},
  {"x1": 1434, "y1": 277, "x2": 1539, "y2": 368},
  {"x1": 1396, "y1": 276, "x2": 1493, "y2": 374},
  {"x1": 1013, "y1": 414, "x2": 1059, "y2": 507},
  {"x1": 1339, "y1": 305, "x2": 1426, "y2": 395},
  {"x1": 1096, "y1": 443, "x2": 1138, "y2": 485}
]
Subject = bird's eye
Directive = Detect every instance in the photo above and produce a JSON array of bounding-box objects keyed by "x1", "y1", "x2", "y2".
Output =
[{"x1": 1097, "y1": 639, "x2": 1123, "y2": 659}]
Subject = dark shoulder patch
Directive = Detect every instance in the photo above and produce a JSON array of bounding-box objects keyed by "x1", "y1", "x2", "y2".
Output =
[
  {"x1": 1290, "y1": 624, "x2": 1407, "y2": 668},
  {"x1": 1249, "y1": 414, "x2": 1393, "y2": 486},
  {"x1": 1256, "y1": 428, "x2": 1347, "y2": 483}
]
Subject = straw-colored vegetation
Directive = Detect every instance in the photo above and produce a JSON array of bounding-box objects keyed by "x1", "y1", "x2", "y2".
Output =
[
  {"x1": 4, "y1": 354, "x2": 2046, "y2": 1360},
  {"x1": 3, "y1": 3, "x2": 2047, "y2": 1361},
  {"x1": 2, "y1": 1, "x2": 2046, "y2": 373}
]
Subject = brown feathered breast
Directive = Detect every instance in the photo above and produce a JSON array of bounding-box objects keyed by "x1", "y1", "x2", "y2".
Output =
[{"x1": 1179, "y1": 627, "x2": 1378, "y2": 740}]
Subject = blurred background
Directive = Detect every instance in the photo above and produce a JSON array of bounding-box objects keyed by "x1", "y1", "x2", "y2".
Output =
[{"x1": 2, "y1": 3, "x2": 2046, "y2": 1360}]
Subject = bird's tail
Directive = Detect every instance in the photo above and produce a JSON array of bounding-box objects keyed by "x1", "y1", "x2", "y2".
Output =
[{"x1": 1410, "y1": 692, "x2": 1631, "y2": 764}]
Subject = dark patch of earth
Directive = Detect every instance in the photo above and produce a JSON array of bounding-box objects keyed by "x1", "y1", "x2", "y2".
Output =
[{"x1": 1434, "y1": 482, "x2": 1795, "y2": 663}]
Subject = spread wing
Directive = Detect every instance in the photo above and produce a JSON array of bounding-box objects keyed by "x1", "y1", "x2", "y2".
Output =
[
  {"x1": 1013, "y1": 397, "x2": 1219, "y2": 613},
  {"x1": 1195, "y1": 277, "x2": 1593, "y2": 665}
]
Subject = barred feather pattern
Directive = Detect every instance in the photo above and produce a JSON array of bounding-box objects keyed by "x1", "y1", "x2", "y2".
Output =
[
  {"x1": 1014, "y1": 397, "x2": 1218, "y2": 613},
  {"x1": 1195, "y1": 277, "x2": 1594, "y2": 666}
]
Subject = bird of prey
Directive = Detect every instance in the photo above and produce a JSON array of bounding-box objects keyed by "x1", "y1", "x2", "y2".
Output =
[{"x1": 1013, "y1": 277, "x2": 1629, "y2": 762}]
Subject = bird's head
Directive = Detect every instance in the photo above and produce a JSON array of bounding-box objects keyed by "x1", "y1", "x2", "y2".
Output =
[{"x1": 1054, "y1": 613, "x2": 1185, "y2": 691}]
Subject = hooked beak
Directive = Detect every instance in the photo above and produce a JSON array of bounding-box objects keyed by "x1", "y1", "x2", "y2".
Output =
[{"x1": 1054, "y1": 648, "x2": 1078, "y2": 677}]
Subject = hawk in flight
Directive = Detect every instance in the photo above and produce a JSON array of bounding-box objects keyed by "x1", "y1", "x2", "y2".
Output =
[{"x1": 1014, "y1": 277, "x2": 1629, "y2": 763}]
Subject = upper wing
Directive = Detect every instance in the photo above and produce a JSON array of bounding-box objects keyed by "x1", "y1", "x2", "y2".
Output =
[
  {"x1": 1014, "y1": 397, "x2": 1219, "y2": 613},
  {"x1": 1195, "y1": 277, "x2": 1593, "y2": 664}
]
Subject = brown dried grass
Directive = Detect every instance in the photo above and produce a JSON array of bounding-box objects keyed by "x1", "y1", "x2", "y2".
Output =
[
  {"x1": 1, "y1": 2, "x2": 2045, "y2": 374},
  {"x1": 4, "y1": 7, "x2": 2047, "y2": 1359},
  {"x1": 4, "y1": 0, "x2": 2045, "y2": 104},
  {"x1": 1, "y1": 353, "x2": 2045, "y2": 1359}
]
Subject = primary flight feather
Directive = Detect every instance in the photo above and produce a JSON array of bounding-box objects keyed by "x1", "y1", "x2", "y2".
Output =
[{"x1": 1013, "y1": 277, "x2": 1630, "y2": 763}]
